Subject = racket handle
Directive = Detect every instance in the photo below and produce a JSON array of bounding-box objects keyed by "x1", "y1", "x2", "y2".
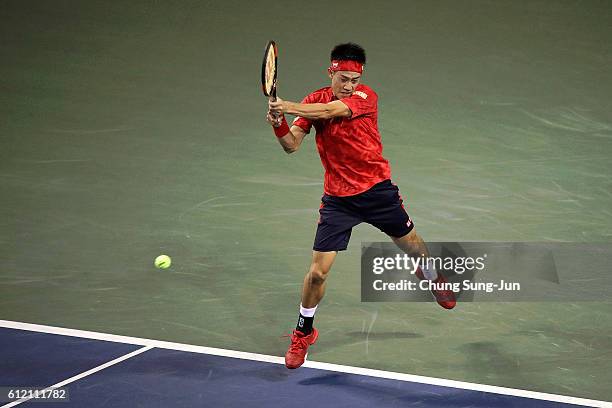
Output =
[{"x1": 270, "y1": 88, "x2": 279, "y2": 118}]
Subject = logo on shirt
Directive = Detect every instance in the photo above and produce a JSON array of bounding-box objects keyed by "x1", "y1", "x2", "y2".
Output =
[{"x1": 354, "y1": 91, "x2": 368, "y2": 99}]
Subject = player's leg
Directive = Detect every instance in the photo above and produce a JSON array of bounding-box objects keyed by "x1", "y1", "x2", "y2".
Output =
[
  {"x1": 285, "y1": 195, "x2": 360, "y2": 369},
  {"x1": 297, "y1": 194, "x2": 360, "y2": 329},
  {"x1": 391, "y1": 228, "x2": 429, "y2": 258},
  {"x1": 301, "y1": 250, "x2": 337, "y2": 308},
  {"x1": 362, "y1": 180, "x2": 456, "y2": 309},
  {"x1": 391, "y1": 230, "x2": 455, "y2": 309},
  {"x1": 291, "y1": 250, "x2": 337, "y2": 343},
  {"x1": 391, "y1": 228, "x2": 437, "y2": 279}
]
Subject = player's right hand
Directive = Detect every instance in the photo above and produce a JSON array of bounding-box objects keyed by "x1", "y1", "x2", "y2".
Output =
[{"x1": 266, "y1": 110, "x2": 283, "y2": 128}]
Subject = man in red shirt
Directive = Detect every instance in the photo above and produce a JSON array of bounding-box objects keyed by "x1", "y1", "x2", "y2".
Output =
[{"x1": 267, "y1": 43, "x2": 455, "y2": 369}]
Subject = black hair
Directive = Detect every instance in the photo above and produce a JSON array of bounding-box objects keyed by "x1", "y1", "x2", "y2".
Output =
[{"x1": 330, "y1": 43, "x2": 366, "y2": 64}]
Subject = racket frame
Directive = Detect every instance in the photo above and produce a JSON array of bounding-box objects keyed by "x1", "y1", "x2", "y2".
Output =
[{"x1": 261, "y1": 40, "x2": 278, "y2": 101}]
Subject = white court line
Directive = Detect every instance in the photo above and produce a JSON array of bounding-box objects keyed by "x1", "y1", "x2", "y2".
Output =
[
  {"x1": 0, "y1": 319, "x2": 610, "y2": 408},
  {"x1": 0, "y1": 345, "x2": 152, "y2": 407}
]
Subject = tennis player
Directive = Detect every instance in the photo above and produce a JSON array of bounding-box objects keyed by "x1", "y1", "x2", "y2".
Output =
[{"x1": 267, "y1": 43, "x2": 456, "y2": 369}]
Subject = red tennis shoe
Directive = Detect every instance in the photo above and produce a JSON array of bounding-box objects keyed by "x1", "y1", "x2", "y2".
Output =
[
  {"x1": 285, "y1": 328, "x2": 318, "y2": 369},
  {"x1": 415, "y1": 268, "x2": 456, "y2": 309}
]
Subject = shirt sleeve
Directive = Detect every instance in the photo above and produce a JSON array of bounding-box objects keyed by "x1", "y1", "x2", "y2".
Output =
[
  {"x1": 292, "y1": 93, "x2": 316, "y2": 134},
  {"x1": 341, "y1": 88, "x2": 377, "y2": 118}
]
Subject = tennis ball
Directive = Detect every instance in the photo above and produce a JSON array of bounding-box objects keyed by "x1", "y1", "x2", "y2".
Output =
[{"x1": 154, "y1": 254, "x2": 172, "y2": 269}]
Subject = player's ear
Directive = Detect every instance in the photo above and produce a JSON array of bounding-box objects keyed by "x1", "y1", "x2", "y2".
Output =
[{"x1": 327, "y1": 68, "x2": 333, "y2": 79}]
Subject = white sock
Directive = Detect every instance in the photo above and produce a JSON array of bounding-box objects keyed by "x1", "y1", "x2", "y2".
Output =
[
  {"x1": 421, "y1": 258, "x2": 439, "y2": 281},
  {"x1": 300, "y1": 304, "x2": 318, "y2": 317}
]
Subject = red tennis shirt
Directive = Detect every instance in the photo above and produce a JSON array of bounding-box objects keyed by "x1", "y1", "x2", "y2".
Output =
[{"x1": 292, "y1": 84, "x2": 391, "y2": 197}]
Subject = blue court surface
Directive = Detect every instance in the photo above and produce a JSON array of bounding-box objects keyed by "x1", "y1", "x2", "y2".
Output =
[{"x1": 1, "y1": 321, "x2": 608, "y2": 408}]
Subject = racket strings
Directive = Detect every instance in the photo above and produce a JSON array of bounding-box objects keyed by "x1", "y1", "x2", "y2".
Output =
[{"x1": 265, "y1": 47, "x2": 276, "y2": 94}]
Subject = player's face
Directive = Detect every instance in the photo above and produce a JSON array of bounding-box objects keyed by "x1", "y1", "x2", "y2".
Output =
[{"x1": 329, "y1": 70, "x2": 361, "y2": 99}]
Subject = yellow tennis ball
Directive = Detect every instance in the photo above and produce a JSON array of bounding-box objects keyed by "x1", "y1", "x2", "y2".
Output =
[{"x1": 154, "y1": 254, "x2": 171, "y2": 269}]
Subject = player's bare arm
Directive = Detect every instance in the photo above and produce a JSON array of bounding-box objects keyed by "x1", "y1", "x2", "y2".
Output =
[
  {"x1": 266, "y1": 110, "x2": 307, "y2": 153},
  {"x1": 269, "y1": 97, "x2": 351, "y2": 120}
]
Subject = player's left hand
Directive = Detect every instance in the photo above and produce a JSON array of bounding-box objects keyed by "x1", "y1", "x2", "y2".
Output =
[
  {"x1": 266, "y1": 110, "x2": 283, "y2": 127},
  {"x1": 268, "y1": 97, "x2": 287, "y2": 114}
]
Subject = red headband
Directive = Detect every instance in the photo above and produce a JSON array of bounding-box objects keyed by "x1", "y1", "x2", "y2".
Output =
[{"x1": 329, "y1": 60, "x2": 364, "y2": 74}]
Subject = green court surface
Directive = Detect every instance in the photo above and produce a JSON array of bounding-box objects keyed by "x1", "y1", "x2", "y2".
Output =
[{"x1": 1, "y1": 0, "x2": 611, "y2": 403}]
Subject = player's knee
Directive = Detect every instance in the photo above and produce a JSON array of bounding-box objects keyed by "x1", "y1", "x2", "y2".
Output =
[
  {"x1": 396, "y1": 228, "x2": 418, "y2": 242},
  {"x1": 308, "y1": 263, "x2": 329, "y2": 286},
  {"x1": 393, "y1": 229, "x2": 419, "y2": 246}
]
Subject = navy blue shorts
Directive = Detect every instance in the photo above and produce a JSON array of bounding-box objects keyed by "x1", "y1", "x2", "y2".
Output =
[{"x1": 313, "y1": 179, "x2": 414, "y2": 252}]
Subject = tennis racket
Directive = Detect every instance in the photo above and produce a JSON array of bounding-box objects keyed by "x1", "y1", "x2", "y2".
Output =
[{"x1": 261, "y1": 40, "x2": 278, "y2": 101}]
